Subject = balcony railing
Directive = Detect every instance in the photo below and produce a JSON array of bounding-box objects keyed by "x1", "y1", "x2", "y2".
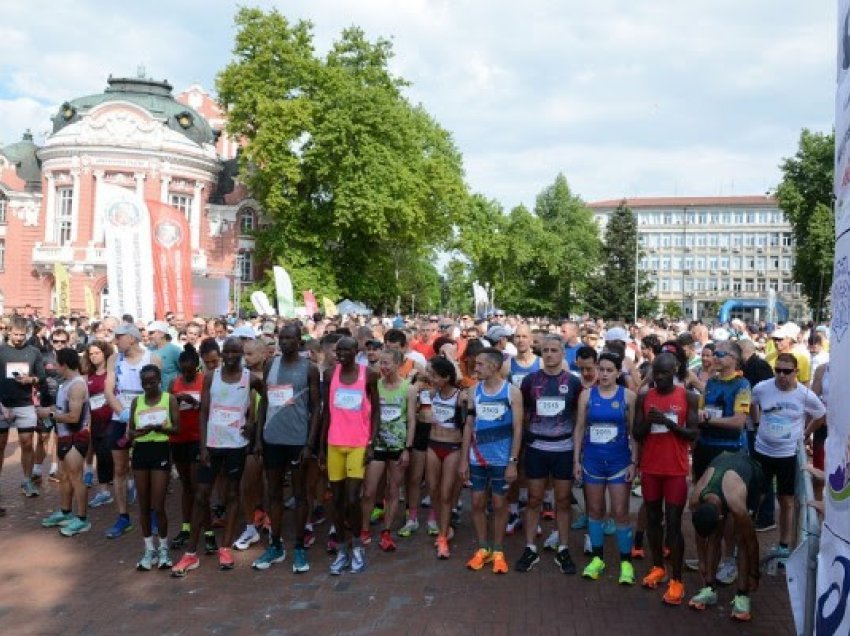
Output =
[{"x1": 31, "y1": 243, "x2": 74, "y2": 264}]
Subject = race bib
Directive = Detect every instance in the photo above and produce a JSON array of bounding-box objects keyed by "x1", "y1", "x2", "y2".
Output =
[
  {"x1": 178, "y1": 391, "x2": 200, "y2": 411},
  {"x1": 268, "y1": 384, "x2": 294, "y2": 408},
  {"x1": 705, "y1": 406, "x2": 723, "y2": 420},
  {"x1": 432, "y1": 404, "x2": 456, "y2": 427},
  {"x1": 89, "y1": 394, "x2": 107, "y2": 410},
  {"x1": 419, "y1": 390, "x2": 432, "y2": 406},
  {"x1": 119, "y1": 391, "x2": 142, "y2": 409},
  {"x1": 589, "y1": 423, "x2": 618, "y2": 444},
  {"x1": 650, "y1": 423, "x2": 669, "y2": 435},
  {"x1": 762, "y1": 414, "x2": 791, "y2": 440},
  {"x1": 477, "y1": 402, "x2": 506, "y2": 421},
  {"x1": 380, "y1": 404, "x2": 403, "y2": 423},
  {"x1": 536, "y1": 398, "x2": 564, "y2": 418},
  {"x1": 334, "y1": 388, "x2": 362, "y2": 411},
  {"x1": 208, "y1": 405, "x2": 247, "y2": 447},
  {"x1": 6, "y1": 362, "x2": 29, "y2": 379},
  {"x1": 137, "y1": 407, "x2": 167, "y2": 429},
  {"x1": 511, "y1": 373, "x2": 527, "y2": 388}
]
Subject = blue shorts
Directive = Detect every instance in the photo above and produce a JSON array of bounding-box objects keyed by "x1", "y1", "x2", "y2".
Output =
[
  {"x1": 581, "y1": 450, "x2": 631, "y2": 485},
  {"x1": 524, "y1": 446, "x2": 574, "y2": 481},
  {"x1": 470, "y1": 464, "x2": 508, "y2": 495}
]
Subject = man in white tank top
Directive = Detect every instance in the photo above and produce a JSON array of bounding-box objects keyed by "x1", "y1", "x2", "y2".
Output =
[{"x1": 104, "y1": 323, "x2": 161, "y2": 539}]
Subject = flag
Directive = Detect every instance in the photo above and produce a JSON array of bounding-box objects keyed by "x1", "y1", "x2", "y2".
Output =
[
  {"x1": 303, "y1": 290, "x2": 318, "y2": 315},
  {"x1": 322, "y1": 296, "x2": 337, "y2": 317},
  {"x1": 98, "y1": 182, "x2": 155, "y2": 322},
  {"x1": 251, "y1": 291, "x2": 275, "y2": 316},
  {"x1": 147, "y1": 200, "x2": 193, "y2": 320},
  {"x1": 84, "y1": 285, "x2": 96, "y2": 317},
  {"x1": 273, "y1": 266, "x2": 295, "y2": 317},
  {"x1": 53, "y1": 262, "x2": 71, "y2": 316}
]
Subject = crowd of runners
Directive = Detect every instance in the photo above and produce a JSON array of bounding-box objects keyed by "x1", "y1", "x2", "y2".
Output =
[{"x1": 0, "y1": 309, "x2": 831, "y2": 623}]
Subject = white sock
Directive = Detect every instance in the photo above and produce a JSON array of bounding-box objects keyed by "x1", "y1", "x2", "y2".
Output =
[
  {"x1": 144, "y1": 536, "x2": 155, "y2": 550},
  {"x1": 527, "y1": 543, "x2": 537, "y2": 552},
  {"x1": 544, "y1": 489, "x2": 554, "y2": 505},
  {"x1": 84, "y1": 464, "x2": 93, "y2": 475},
  {"x1": 305, "y1": 523, "x2": 313, "y2": 532},
  {"x1": 50, "y1": 462, "x2": 58, "y2": 474},
  {"x1": 519, "y1": 487, "x2": 528, "y2": 502},
  {"x1": 33, "y1": 465, "x2": 42, "y2": 476},
  {"x1": 510, "y1": 502, "x2": 519, "y2": 515},
  {"x1": 559, "y1": 544, "x2": 568, "y2": 552},
  {"x1": 128, "y1": 478, "x2": 135, "y2": 489}
]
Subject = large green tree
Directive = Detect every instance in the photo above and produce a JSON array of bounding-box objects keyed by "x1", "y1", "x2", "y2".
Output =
[
  {"x1": 216, "y1": 8, "x2": 468, "y2": 308},
  {"x1": 775, "y1": 129, "x2": 835, "y2": 320},
  {"x1": 585, "y1": 201, "x2": 655, "y2": 320}
]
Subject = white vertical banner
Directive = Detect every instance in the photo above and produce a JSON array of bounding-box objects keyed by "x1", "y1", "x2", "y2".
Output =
[
  {"x1": 99, "y1": 182, "x2": 155, "y2": 322},
  {"x1": 273, "y1": 265, "x2": 295, "y2": 318},
  {"x1": 817, "y1": 3, "x2": 850, "y2": 634}
]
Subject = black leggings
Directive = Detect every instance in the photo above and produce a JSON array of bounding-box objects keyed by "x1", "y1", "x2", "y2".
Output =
[{"x1": 93, "y1": 432, "x2": 114, "y2": 484}]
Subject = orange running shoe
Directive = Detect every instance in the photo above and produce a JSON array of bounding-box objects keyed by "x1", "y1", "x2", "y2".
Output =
[
  {"x1": 642, "y1": 566, "x2": 666, "y2": 589},
  {"x1": 631, "y1": 546, "x2": 645, "y2": 559},
  {"x1": 359, "y1": 529, "x2": 372, "y2": 546},
  {"x1": 491, "y1": 551, "x2": 509, "y2": 574},
  {"x1": 436, "y1": 536, "x2": 450, "y2": 560},
  {"x1": 379, "y1": 529, "x2": 396, "y2": 552},
  {"x1": 218, "y1": 546, "x2": 235, "y2": 570},
  {"x1": 466, "y1": 548, "x2": 493, "y2": 570},
  {"x1": 663, "y1": 579, "x2": 685, "y2": 605}
]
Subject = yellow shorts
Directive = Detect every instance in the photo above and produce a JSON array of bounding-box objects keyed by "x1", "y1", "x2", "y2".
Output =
[{"x1": 327, "y1": 445, "x2": 367, "y2": 482}]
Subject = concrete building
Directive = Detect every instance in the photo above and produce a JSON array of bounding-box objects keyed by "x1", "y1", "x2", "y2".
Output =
[
  {"x1": 588, "y1": 196, "x2": 807, "y2": 321},
  {"x1": 0, "y1": 74, "x2": 259, "y2": 317}
]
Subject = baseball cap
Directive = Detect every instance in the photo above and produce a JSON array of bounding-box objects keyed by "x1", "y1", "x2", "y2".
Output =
[
  {"x1": 146, "y1": 321, "x2": 169, "y2": 334},
  {"x1": 604, "y1": 327, "x2": 630, "y2": 343},
  {"x1": 772, "y1": 322, "x2": 801, "y2": 340},
  {"x1": 114, "y1": 324, "x2": 141, "y2": 340},
  {"x1": 486, "y1": 325, "x2": 511, "y2": 342},
  {"x1": 232, "y1": 325, "x2": 256, "y2": 339}
]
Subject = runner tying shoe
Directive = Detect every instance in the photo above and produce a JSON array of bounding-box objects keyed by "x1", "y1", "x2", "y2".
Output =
[{"x1": 461, "y1": 347, "x2": 523, "y2": 575}]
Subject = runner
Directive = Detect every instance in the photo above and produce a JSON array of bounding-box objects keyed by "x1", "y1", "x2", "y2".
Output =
[
  {"x1": 38, "y1": 348, "x2": 92, "y2": 536},
  {"x1": 461, "y1": 347, "x2": 523, "y2": 574},
  {"x1": 320, "y1": 336, "x2": 380, "y2": 575},
  {"x1": 128, "y1": 365, "x2": 180, "y2": 570},
  {"x1": 573, "y1": 352, "x2": 637, "y2": 584},
  {"x1": 84, "y1": 341, "x2": 115, "y2": 510},
  {"x1": 633, "y1": 353, "x2": 699, "y2": 604},
  {"x1": 147, "y1": 321, "x2": 181, "y2": 391},
  {"x1": 688, "y1": 451, "x2": 765, "y2": 621},
  {"x1": 103, "y1": 323, "x2": 160, "y2": 539},
  {"x1": 168, "y1": 344, "x2": 204, "y2": 549},
  {"x1": 514, "y1": 334, "x2": 581, "y2": 575},
  {"x1": 253, "y1": 324, "x2": 321, "y2": 573},
  {"x1": 359, "y1": 347, "x2": 413, "y2": 552},
  {"x1": 171, "y1": 337, "x2": 263, "y2": 576}
]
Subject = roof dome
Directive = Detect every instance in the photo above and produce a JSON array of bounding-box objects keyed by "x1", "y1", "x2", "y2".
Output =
[
  {"x1": 52, "y1": 75, "x2": 215, "y2": 146},
  {"x1": 0, "y1": 130, "x2": 42, "y2": 191}
]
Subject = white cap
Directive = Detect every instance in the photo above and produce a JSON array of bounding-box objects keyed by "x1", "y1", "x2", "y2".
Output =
[
  {"x1": 146, "y1": 321, "x2": 169, "y2": 334},
  {"x1": 604, "y1": 327, "x2": 630, "y2": 343},
  {"x1": 232, "y1": 325, "x2": 256, "y2": 339},
  {"x1": 772, "y1": 322, "x2": 801, "y2": 340}
]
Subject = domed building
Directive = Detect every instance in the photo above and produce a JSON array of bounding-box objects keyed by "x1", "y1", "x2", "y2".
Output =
[{"x1": 0, "y1": 73, "x2": 260, "y2": 317}]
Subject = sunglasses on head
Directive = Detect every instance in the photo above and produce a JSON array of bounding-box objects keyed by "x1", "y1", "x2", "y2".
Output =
[{"x1": 775, "y1": 367, "x2": 796, "y2": 375}]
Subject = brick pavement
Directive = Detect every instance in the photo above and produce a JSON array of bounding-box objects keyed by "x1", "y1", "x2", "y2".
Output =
[{"x1": 0, "y1": 434, "x2": 796, "y2": 636}]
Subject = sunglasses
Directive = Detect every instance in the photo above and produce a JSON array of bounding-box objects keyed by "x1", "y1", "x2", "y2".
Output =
[
  {"x1": 775, "y1": 367, "x2": 796, "y2": 375},
  {"x1": 713, "y1": 350, "x2": 731, "y2": 359},
  {"x1": 52, "y1": 339, "x2": 68, "y2": 344}
]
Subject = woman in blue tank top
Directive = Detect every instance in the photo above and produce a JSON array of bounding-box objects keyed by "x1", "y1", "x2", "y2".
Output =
[{"x1": 573, "y1": 351, "x2": 637, "y2": 584}]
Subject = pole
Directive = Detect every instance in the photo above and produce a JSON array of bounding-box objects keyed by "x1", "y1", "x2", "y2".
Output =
[
  {"x1": 682, "y1": 207, "x2": 687, "y2": 318},
  {"x1": 633, "y1": 225, "x2": 639, "y2": 323},
  {"x1": 411, "y1": 294, "x2": 415, "y2": 316}
]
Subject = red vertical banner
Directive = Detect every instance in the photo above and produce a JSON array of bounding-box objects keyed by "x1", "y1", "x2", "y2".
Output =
[
  {"x1": 303, "y1": 290, "x2": 318, "y2": 315},
  {"x1": 147, "y1": 200, "x2": 194, "y2": 320}
]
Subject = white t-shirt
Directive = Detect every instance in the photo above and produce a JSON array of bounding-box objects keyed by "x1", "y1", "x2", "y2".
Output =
[{"x1": 752, "y1": 379, "x2": 825, "y2": 458}]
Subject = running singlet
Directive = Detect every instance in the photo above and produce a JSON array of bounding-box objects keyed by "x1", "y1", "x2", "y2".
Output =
[
  {"x1": 522, "y1": 370, "x2": 580, "y2": 452},
  {"x1": 114, "y1": 349, "x2": 152, "y2": 419},
  {"x1": 510, "y1": 356, "x2": 540, "y2": 389},
  {"x1": 264, "y1": 356, "x2": 312, "y2": 446},
  {"x1": 701, "y1": 374, "x2": 750, "y2": 446},
  {"x1": 640, "y1": 385, "x2": 689, "y2": 476},
  {"x1": 206, "y1": 368, "x2": 252, "y2": 449},
  {"x1": 471, "y1": 381, "x2": 513, "y2": 467},
  {"x1": 700, "y1": 451, "x2": 764, "y2": 512},
  {"x1": 327, "y1": 365, "x2": 371, "y2": 448},
  {"x1": 86, "y1": 372, "x2": 111, "y2": 435},
  {"x1": 375, "y1": 378, "x2": 410, "y2": 451},
  {"x1": 170, "y1": 374, "x2": 203, "y2": 443},
  {"x1": 133, "y1": 392, "x2": 172, "y2": 443},
  {"x1": 55, "y1": 375, "x2": 90, "y2": 437},
  {"x1": 431, "y1": 389, "x2": 462, "y2": 430},
  {"x1": 584, "y1": 385, "x2": 629, "y2": 454}
]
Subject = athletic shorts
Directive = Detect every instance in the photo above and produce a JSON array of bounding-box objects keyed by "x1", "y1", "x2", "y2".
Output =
[
  {"x1": 108, "y1": 420, "x2": 131, "y2": 451},
  {"x1": 132, "y1": 441, "x2": 171, "y2": 471},
  {"x1": 640, "y1": 472, "x2": 688, "y2": 506},
  {"x1": 413, "y1": 421, "x2": 430, "y2": 452},
  {"x1": 198, "y1": 447, "x2": 247, "y2": 484},
  {"x1": 263, "y1": 442, "x2": 303, "y2": 471},
  {"x1": 470, "y1": 464, "x2": 508, "y2": 495},
  {"x1": 0, "y1": 405, "x2": 38, "y2": 432},
  {"x1": 692, "y1": 442, "x2": 741, "y2": 481},
  {"x1": 170, "y1": 441, "x2": 200, "y2": 465},
  {"x1": 58, "y1": 433, "x2": 90, "y2": 461},
  {"x1": 752, "y1": 451, "x2": 797, "y2": 497},
  {"x1": 581, "y1": 450, "x2": 631, "y2": 485},
  {"x1": 429, "y1": 440, "x2": 461, "y2": 462},
  {"x1": 372, "y1": 448, "x2": 403, "y2": 463},
  {"x1": 524, "y1": 446, "x2": 574, "y2": 481},
  {"x1": 327, "y1": 445, "x2": 367, "y2": 482}
]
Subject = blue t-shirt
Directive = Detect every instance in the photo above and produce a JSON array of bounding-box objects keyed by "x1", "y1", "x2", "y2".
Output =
[
  {"x1": 564, "y1": 343, "x2": 583, "y2": 372},
  {"x1": 471, "y1": 381, "x2": 513, "y2": 467},
  {"x1": 154, "y1": 343, "x2": 182, "y2": 392}
]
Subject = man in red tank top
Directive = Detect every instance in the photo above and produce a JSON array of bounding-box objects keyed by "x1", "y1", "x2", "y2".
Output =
[{"x1": 633, "y1": 353, "x2": 699, "y2": 605}]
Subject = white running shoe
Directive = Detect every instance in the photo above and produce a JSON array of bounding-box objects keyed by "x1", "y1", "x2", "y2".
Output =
[{"x1": 233, "y1": 525, "x2": 260, "y2": 550}]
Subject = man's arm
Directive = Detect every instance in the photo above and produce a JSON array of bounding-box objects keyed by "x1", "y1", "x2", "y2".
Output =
[
  {"x1": 306, "y1": 363, "x2": 321, "y2": 450},
  {"x1": 675, "y1": 391, "x2": 700, "y2": 441},
  {"x1": 52, "y1": 381, "x2": 86, "y2": 424},
  {"x1": 633, "y1": 392, "x2": 649, "y2": 441},
  {"x1": 366, "y1": 369, "x2": 380, "y2": 446},
  {"x1": 104, "y1": 354, "x2": 123, "y2": 415}
]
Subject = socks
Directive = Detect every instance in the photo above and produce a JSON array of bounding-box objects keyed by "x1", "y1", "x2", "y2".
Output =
[
  {"x1": 616, "y1": 524, "x2": 633, "y2": 557},
  {"x1": 543, "y1": 489, "x2": 554, "y2": 505},
  {"x1": 144, "y1": 536, "x2": 155, "y2": 550},
  {"x1": 559, "y1": 544, "x2": 568, "y2": 553},
  {"x1": 509, "y1": 502, "x2": 519, "y2": 515},
  {"x1": 120, "y1": 513, "x2": 130, "y2": 521},
  {"x1": 50, "y1": 462, "x2": 58, "y2": 474},
  {"x1": 33, "y1": 465, "x2": 42, "y2": 477},
  {"x1": 181, "y1": 522, "x2": 191, "y2": 532},
  {"x1": 588, "y1": 518, "x2": 604, "y2": 549},
  {"x1": 527, "y1": 543, "x2": 538, "y2": 552},
  {"x1": 272, "y1": 536, "x2": 283, "y2": 548},
  {"x1": 61, "y1": 509, "x2": 71, "y2": 515}
]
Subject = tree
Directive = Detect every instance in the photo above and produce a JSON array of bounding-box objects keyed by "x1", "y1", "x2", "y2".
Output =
[
  {"x1": 662, "y1": 300, "x2": 684, "y2": 320},
  {"x1": 442, "y1": 258, "x2": 473, "y2": 315},
  {"x1": 585, "y1": 201, "x2": 655, "y2": 320},
  {"x1": 216, "y1": 8, "x2": 469, "y2": 308},
  {"x1": 775, "y1": 129, "x2": 835, "y2": 320}
]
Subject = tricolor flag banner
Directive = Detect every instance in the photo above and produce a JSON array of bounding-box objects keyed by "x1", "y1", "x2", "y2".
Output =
[
  {"x1": 147, "y1": 200, "x2": 193, "y2": 320},
  {"x1": 53, "y1": 262, "x2": 71, "y2": 316},
  {"x1": 98, "y1": 182, "x2": 155, "y2": 322},
  {"x1": 322, "y1": 296, "x2": 337, "y2": 317},
  {"x1": 273, "y1": 265, "x2": 295, "y2": 318},
  {"x1": 303, "y1": 290, "x2": 318, "y2": 315},
  {"x1": 84, "y1": 285, "x2": 96, "y2": 317}
]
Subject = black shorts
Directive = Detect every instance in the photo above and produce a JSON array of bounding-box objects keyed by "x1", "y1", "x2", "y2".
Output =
[
  {"x1": 198, "y1": 447, "x2": 246, "y2": 484},
  {"x1": 373, "y1": 448, "x2": 403, "y2": 463},
  {"x1": 109, "y1": 420, "x2": 131, "y2": 451},
  {"x1": 132, "y1": 441, "x2": 172, "y2": 471},
  {"x1": 58, "y1": 434, "x2": 90, "y2": 461},
  {"x1": 692, "y1": 442, "x2": 741, "y2": 481},
  {"x1": 752, "y1": 451, "x2": 797, "y2": 497},
  {"x1": 413, "y1": 421, "x2": 430, "y2": 452},
  {"x1": 263, "y1": 442, "x2": 303, "y2": 471},
  {"x1": 170, "y1": 441, "x2": 200, "y2": 465},
  {"x1": 524, "y1": 446, "x2": 574, "y2": 481}
]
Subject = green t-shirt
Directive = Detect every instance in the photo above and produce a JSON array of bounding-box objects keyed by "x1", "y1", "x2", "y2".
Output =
[{"x1": 375, "y1": 378, "x2": 410, "y2": 451}]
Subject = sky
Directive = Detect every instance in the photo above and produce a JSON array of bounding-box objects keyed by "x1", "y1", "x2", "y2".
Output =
[{"x1": 0, "y1": 1, "x2": 836, "y2": 209}]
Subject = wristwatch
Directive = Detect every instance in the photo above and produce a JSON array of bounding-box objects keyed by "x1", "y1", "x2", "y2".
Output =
[{"x1": 509, "y1": 456, "x2": 518, "y2": 464}]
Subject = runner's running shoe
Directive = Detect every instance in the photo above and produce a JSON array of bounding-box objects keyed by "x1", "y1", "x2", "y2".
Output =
[
  {"x1": 491, "y1": 551, "x2": 509, "y2": 574},
  {"x1": 252, "y1": 544, "x2": 286, "y2": 570},
  {"x1": 619, "y1": 561, "x2": 636, "y2": 585},
  {"x1": 571, "y1": 513, "x2": 588, "y2": 530},
  {"x1": 218, "y1": 546, "x2": 235, "y2": 570},
  {"x1": 137, "y1": 548, "x2": 157, "y2": 571},
  {"x1": 379, "y1": 529, "x2": 396, "y2": 552},
  {"x1": 631, "y1": 546, "x2": 645, "y2": 559},
  {"x1": 171, "y1": 553, "x2": 200, "y2": 577},
  {"x1": 170, "y1": 530, "x2": 190, "y2": 550},
  {"x1": 466, "y1": 548, "x2": 493, "y2": 570},
  {"x1": 303, "y1": 528, "x2": 316, "y2": 548},
  {"x1": 543, "y1": 530, "x2": 560, "y2": 551},
  {"x1": 330, "y1": 549, "x2": 351, "y2": 575},
  {"x1": 21, "y1": 479, "x2": 40, "y2": 498},
  {"x1": 505, "y1": 513, "x2": 522, "y2": 535},
  {"x1": 436, "y1": 535, "x2": 450, "y2": 560},
  {"x1": 204, "y1": 532, "x2": 219, "y2": 554},
  {"x1": 369, "y1": 506, "x2": 384, "y2": 525},
  {"x1": 60, "y1": 517, "x2": 91, "y2": 536},
  {"x1": 716, "y1": 557, "x2": 738, "y2": 584},
  {"x1": 233, "y1": 525, "x2": 260, "y2": 550},
  {"x1": 326, "y1": 530, "x2": 340, "y2": 554},
  {"x1": 83, "y1": 472, "x2": 94, "y2": 488},
  {"x1": 351, "y1": 546, "x2": 367, "y2": 573},
  {"x1": 157, "y1": 545, "x2": 172, "y2": 569},
  {"x1": 642, "y1": 566, "x2": 666, "y2": 589},
  {"x1": 42, "y1": 510, "x2": 74, "y2": 528},
  {"x1": 582, "y1": 556, "x2": 606, "y2": 580},
  {"x1": 292, "y1": 547, "x2": 310, "y2": 573},
  {"x1": 602, "y1": 518, "x2": 616, "y2": 536},
  {"x1": 397, "y1": 518, "x2": 419, "y2": 538},
  {"x1": 88, "y1": 490, "x2": 113, "y2": 508},
  {"x1": 730, "y1": 594, "x2": 752, "y2": 621},
  {"x1": 688, "y1": 586, "x2": 718, "y2": 610},
  {"x1": 542, "y1": 502, "x2": 556, "y2": 521},
  {"x1": 663, "y1": 579, "x2": 685, "y2": 606},
  {"x1": 515, "y1": 546, "x2": 541, "y2": 572},
  {"x1": 359, "y1": 530, "x2": 372, "y2": 546},
  {"x1": 555, "y1": 549, "x2": 577, "y2": 575},
  {"x1": 426, "y1": 519, "x2": 439, "y2": 536},
  {"x1": 105, "y1": 516, "x2": 133, "y2": 539}
]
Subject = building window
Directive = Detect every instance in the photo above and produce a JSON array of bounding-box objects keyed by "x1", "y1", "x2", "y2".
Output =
[
  {"x1": 782, "y1": 233, "x2": 793, "y2": 247},
  {"x1": 0, "y1": 238, "x2": 4, "y2": 270},
  {"x1": 169, "y1": 194, "x2": 193, "y2": 219},
  {"x1": 239, "y1": 207, "x2": 255, "y2": 234},
  {"x1": 55, "y1": 187, "x2": 73, "y2": 245},
  {"x1": 0, "y1": 194, "x2": 6, "y2": 224},
  {"x1": 236, "y1": 251, "x2": 253, "y2": 282}
]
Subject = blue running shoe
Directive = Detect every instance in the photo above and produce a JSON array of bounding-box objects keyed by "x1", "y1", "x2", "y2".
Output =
[
  {"x1": 292, "y1": 547, "x2": 310, "y2": 573},
  {"x1": 351, "y1": 546, "x2": 367, "y2": 573},
  {"x1": 330, "y1": 549, "x2": 351, "y2": 575},
  {"x1": 252, "y1": 544, "x2": 286, "y2": 570},
  {"x1": 106, "y1": 516, "x2": 133, "y2": 539},
  {"x1": 88, "y1": 490, "x2": 113, "y2": 508}
]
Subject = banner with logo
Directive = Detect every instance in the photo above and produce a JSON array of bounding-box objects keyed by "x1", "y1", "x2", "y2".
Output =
[
  {"x1": 273, "y1": 265, "x2": 295, "y2": 318},
  {"x1": 98, "y1": 182, "x2": 155, "y2": 322},
  {"x1": 322, "y1": 296, "x2": 337, "y2": 317},
  {"x1": 147, "y1": 200, "x2": 193, "y2": 320},
  {"x1": 53, "y1": 262, "x2": 71, "y2": 316},
  {"x1": 84, "y1": 285, "x2": 96, "y2": 317},
  {"x1": 303, "y1": 290, "x2": 318, "y2": 316}
]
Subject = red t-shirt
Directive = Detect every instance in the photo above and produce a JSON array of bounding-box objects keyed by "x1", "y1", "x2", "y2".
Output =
[
  {"x1": 410, "y1": 338, "x2": 436, "y2": 359},
  {"x1": 640, "y1": 385, "x2": 690, "y2": 476},
  {"x1": 170, "y1": 374, "x2": 204, "y2": 443}
]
